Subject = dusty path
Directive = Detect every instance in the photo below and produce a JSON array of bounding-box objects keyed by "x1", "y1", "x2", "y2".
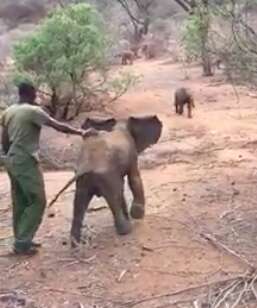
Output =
[{"x1": 1, "y1": 59, "x2": 257, "y2": 307}]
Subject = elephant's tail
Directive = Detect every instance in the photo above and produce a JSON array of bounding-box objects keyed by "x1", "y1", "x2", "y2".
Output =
[{"x1": 48, "y1": 175, "x2": 77, "y2": 208}]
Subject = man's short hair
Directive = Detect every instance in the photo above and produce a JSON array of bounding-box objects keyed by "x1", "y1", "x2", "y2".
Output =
[{"x1": 18, "y1": 82, "x2": 36, "y2": 97}]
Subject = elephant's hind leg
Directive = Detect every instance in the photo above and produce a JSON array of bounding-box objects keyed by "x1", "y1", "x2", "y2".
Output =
[
  {"x1": 70, "y1": 175, "x2": 93, "y2": 248},
  {"x1": 187, "y1": 102, "x2": 193, "y2": 118},
  {"x1": 99, "y1": 176, "x2": 132, "y2": 235}
]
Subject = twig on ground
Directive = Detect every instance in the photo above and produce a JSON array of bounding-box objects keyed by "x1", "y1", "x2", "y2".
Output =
[
  {"x1": 157, "y1": 272, "x2": 257, "y2": 308},
  {"x1": 123, "y1": 275, "x2": 245, "y2": 307},
  {"x1": 200, "y1": 232, "x2": 256, "y2": 270},
  {"x1": 141, "y1": 266, "x2": 222, "y2": 278},
  {"x1": 213, "y1": 278, "x2": 239, "y2": 300},
  {"x1": 155, "y1": 295, "x2": 207, "y2": 308},
  {"x1": 220, "y1": 209, "x2": 234, "y2": 220},
  {"x1": 208, "y1": 285, "x2": 213, "y2": 307},
  {"x1": 43, "y1": 287, "x2": 81, "y2": 296},
  {"x1": 250, "y1": 273, "x2": 257, "y2": 300},
  {"x1": 231, "y1": 281, "x2": 248, "y2": 308},
  {"x1": 213, "y1": 280, "x2": 242, "y2": 308},
  {"x1": 141, "y1": 245, "x2": 154, "y2": 252},
  {"x1": 117, "y1": 269, "x2": 128, "y2": 282},
  {"x1": 88, "y1": 205, "x2": 107, "y2": 213},
  {"x1": 61, "y1": 255, "x2": 96, "y2": 267}
]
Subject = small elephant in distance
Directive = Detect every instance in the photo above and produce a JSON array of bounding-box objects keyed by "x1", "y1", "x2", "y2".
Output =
[
  {"x1": 174, "y1": 87, "x2": 195, "y2": 118},
  {"x1": 121, "y1": 50, "x2": 134, "y2": 65},
  {"x1": 115, "y1": 50, "x2": 134, "y2": 65},
  {"x1": 49, "y1": 115, "x2": 162, "y2": 247}
]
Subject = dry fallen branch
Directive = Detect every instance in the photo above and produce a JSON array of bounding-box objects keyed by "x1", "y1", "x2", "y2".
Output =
[
  {"x1": 250, "y1": 273, "x2": 257, "y2": 300},
  {"x1": 212, "y1": 280, "x2": 242, "y2": 308},
  {"x1": 88, "y1": 205, "x2": 107, "y2": 213},
  {"x1": 230, "y1": 281, "x2": 248, "y2": 308},
  {"x1": 152, "y1": 272, "x2": 257, "y2": 308},
  {"x1": 43, "y1": 287, "x2": 81, "y2": 296},
  {"x1": 210, "y1": 270, "x2": 257, "y2": 308},
  {"x1": 62, "y1": 255, "x2": 96, "y2": 268},
  {"x1": 117, "y1": 269, "x2": 128, "y2": 283},
  {"x1": 200, "y1": 232, "x2": 255, "y2": 270},
  {"x1": 123, "y1": 275, "x2": 246, "y2": 307}
]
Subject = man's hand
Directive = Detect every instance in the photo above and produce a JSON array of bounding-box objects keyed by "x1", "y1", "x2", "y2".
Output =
[{"x1": 80, "y1": 127, "x2": 98, "y2": 138}]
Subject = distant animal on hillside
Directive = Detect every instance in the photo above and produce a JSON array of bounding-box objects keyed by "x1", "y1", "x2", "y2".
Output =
[
  {"x1": 116, "y1": 50, "x2": 134, "y2": 65},
  {"x1": 174, "y1": 87, "x2": 195, "y2": 119}
]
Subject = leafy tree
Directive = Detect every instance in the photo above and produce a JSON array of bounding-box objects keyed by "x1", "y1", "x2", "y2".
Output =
[
  {"x1": 181, "y1": 0, "x2": 213, "y2": 76},
  {"x1": 211, "y1": 0, "x2": 257, "y2": 87},
  {"x1": 13, "y1": 3, "x2": 124, "y2": 119},
  {"x1": 182, "y1": 14, "x2": 202, "y2": 60}
]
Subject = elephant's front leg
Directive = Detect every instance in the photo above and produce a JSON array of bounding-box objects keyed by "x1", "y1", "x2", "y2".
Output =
[
  {"x1": 100, "y1": 176, "x2": 132, "y2": 235},
  {"x1": 70, "y1": 176, "x2": 93, "y2": 248},
  {"x1": 128, "y1": 161, "x2": 145, "y2": 219},
  {"x1": 175, "y1": 103, "x2": 179, "y2": 114}
]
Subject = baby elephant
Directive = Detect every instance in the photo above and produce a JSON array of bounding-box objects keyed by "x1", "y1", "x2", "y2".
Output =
[
  {"x1": 174, "y1": 87, "x2": 195, "y2": 118},
  {"x1": 117, "y1": 50, "x2": 134, "y2": 65},
  {"x1": 49, "y1": 115, "x2": 162, "y2": 247}
]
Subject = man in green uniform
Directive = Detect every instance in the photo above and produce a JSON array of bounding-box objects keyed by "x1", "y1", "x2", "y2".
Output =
[{"x1": 1, "y1": 82, "x2": 96, "y2": 255}]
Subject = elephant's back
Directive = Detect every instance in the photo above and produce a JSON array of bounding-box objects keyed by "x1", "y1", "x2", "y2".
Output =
[{"x1": 75, "y1": 130, "x2": 134, "y2": 175}]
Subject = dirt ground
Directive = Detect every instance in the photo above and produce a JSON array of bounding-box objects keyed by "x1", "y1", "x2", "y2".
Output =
[{"x1": 2, "y1": 59, "x2": 257, "y2": 307}]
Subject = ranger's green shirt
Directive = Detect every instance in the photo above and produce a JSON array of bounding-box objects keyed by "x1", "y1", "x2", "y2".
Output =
[{"x1": 1, "y1": 104, "x2": 50, "y2": 161}]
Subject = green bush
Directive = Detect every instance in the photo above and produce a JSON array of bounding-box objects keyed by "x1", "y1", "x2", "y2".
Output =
[
  {"x1": 13, "y1": 3, "x2": 108, "y2": 118},
  {"x1": 181, "y1": 14, "x2": 203, "y2": 60}
]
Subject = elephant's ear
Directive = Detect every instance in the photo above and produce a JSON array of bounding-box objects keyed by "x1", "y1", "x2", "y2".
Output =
[
  {"x1": 81, "y1": 116, "x2": 116, "y2": 131},
  {"x1": 128, "y1": 115, "x2": 162, "y2": 152}
]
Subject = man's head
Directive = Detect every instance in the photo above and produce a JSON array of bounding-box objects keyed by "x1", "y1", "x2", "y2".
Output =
[{"x1": 18, "y1": 82, "x2": 37, "y2": 104}]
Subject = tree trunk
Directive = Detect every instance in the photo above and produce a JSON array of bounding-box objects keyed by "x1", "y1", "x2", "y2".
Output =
[
  {"x1": 50, "y1": 88, "x2": 58, "y2": 117},
  {"x1": 142, "y1": 16, "x2": 150, "y2": 35},
  {"x1": 200, "y1": 25, "x2": 213, "y2": 76},
  {"x1": 199, "y1": 0, "x2": 213, "y2": 76},
  {"x1": 133, "y1": 23, "x2": 142, "y2": 44},
  {"x1": 201, "y1": 45, "x2": 213, "y2": 76}
]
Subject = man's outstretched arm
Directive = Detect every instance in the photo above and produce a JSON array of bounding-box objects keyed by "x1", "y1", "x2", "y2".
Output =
[
  {"x1": 32, "y1": 107, "x2": 98, "y2": 137},
  {"x1": 45, "y1": 117, "x2": 98, "y2": 137},
  {"x1": 45, "y1": 117, "x2": 83, "y2": 135},
  {"x1": 41, "y1": 112, "x2": 96, "y2": 137}
]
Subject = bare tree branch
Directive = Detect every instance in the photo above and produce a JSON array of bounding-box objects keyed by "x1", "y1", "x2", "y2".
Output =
[
  {"x1": 173, "y1": 0, "x2": 191, "y2": 12},
  {"x1": 116, "y1": 0, "x2": 143, "y2": 25},
  {"x1": 133, "y1": 0, "x2": 155, "y2": 12}
]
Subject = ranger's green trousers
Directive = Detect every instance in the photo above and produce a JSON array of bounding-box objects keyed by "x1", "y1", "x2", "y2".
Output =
[{"x1": 6, "y1": 154, "x2": 46, "y2": 252}]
